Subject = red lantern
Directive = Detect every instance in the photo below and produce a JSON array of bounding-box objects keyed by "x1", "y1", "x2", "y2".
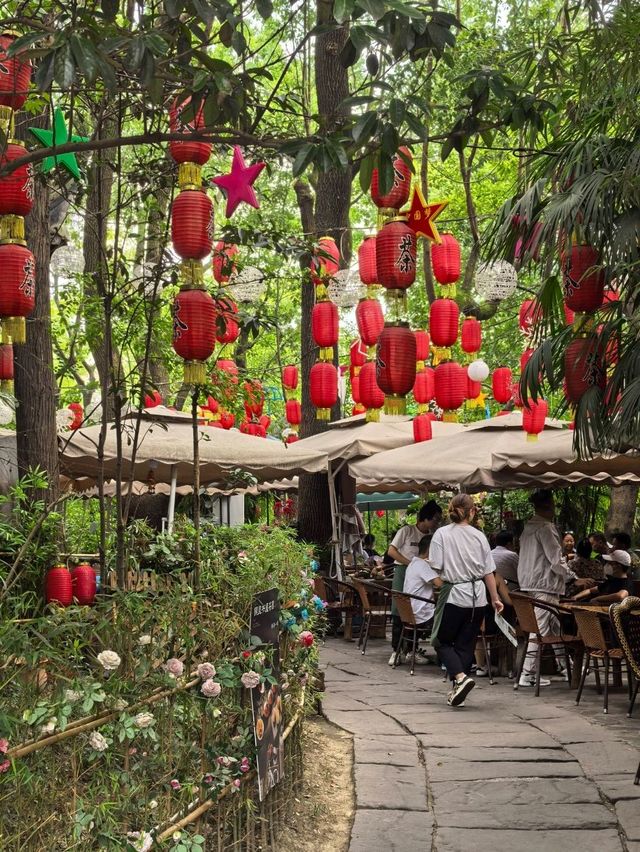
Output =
[
  {"x1": 413, "y1": 413, "x2": 433, "y2": 443},
  {"x1": 351, "y1": 373, "x2": 361, "y2": 404},
  {"x1": 414, "y1": 329, "x2": 430, "y2": 364},
  {"x1": 216, "y1": 359, "x2": 239, "y2": 382},
  {"x1": 212, "y1": 241, "x2": 238, "y2": 283},
  {"x1": 356, "y1": 298, "x2": 384, "y2": 349},
  {"x1": 465, "y1": 368, "x2": 482, "y2": 400},
  {"x1": 220, "y1": 411, "x2": 235, "y2": 429},
  {"x1": 564, "y1": 335, "x2": 606, "y2": 404},
  {"x1": 352, "y1": 403, "x2": 367, "y2": 416},
  {"x1": 0, "y1": 33, "x2": 31, "y2": 110},
  {"x1": 519, "y1": 300, "x2": 542, "y2": 335},
  {"x1": 312, "y1": 301, "x2": 339, "y2": 355},
  {"x1": 461, "y1": 317, "x2": 482, "y2": 354},
  {"x1": 310, "y1": 236, "x2": 340, "y2": 285},
  {"x1": 68, "y1": 402, "x2": 84, "y2": 430},
  {"x1": 431, "y1": 233, "x2": 461, "y2": 285},
  {"x1": 522, "y1": 398, "x2": 548, "y2": 441},
  {"x1": 358, "y1": 236, "x2": 377, "y2": 285},
  {"x1": 45, "y1": 565, "x2": 72, "y2": 607},
  {"x1": 376, "y1": 324, "x2": 417, "y2": 414},
  {"x1": 564, "y1": 303, "x2": 575, "y2": 326},
  {"x1": 520, "y1": 348, "x2": 534, "y2": 374},
  {"x1": 0, "y1": 342, "x2": 13, "y2": 389},
  {"x1": 429, "y1": 298, "x2": 459, "y2": 348},
  {"x1": 492, "y1": 367, "x2": 513, "y2": 404},
  {"x1": 359, "y1": 361, "x2": 385, "y2": 419},
  {"x1": 172, "y1": 289, "x2": 216, "y2": 384},
  {"x1": 350, "y1": 339, "x2": 367, "y2": 371},
  {"x1": 370, "y1": 147, "x2": 413, "y2": 210},
  {"x1": 244, "y1": 380, "x2": 264, "y2": 418},
  {"x1": 285, "y1": 399, "x2": 301, "y2": 426},
  {"x1": 144, "y1": 389, "x2": 163, "y2": 408},
  {"x1": 515, "y1": 222, "x2": 543, "y2": 263},
  {"x1": 376, "y1": 218, "x2": 416, "y2": 291},
  {"x1": 171, "y1": 190, "x2": 214, "y2": 260},
  {"x1": 216, "y1": 317, "x2": 239, "y2": 345},
  {"x1": 310, "y1": 361, "x2": 338, "y2": 420},
  {"x1": 434, "y1": 361, "x2": 465, "y2": 418},
  {"x1": 259, "y1": 414, "x2": 270, "y2": 432},
  {"x1": 286, "y1": 433, "x2": 299, "y2": 444},
  {"x1": 0, "y1": 243, "x2": 35, "y2": 343},
  {"x1": 282, "y1": 364, "x2": 298, "y2": 391},
  {"x1": 71, "y1": 563, "x2": 96, "y2": 606},
  {"x1": 562, "y1": 245, "x2": 605, "y2": 313},
  {"x1": 0, "y1": 142, "x2": 34, "y2": 216},
  {"x1": 413, "y1": 368, "x2": 435, "y2": 407},
  {"x1": 169, "y1": 97, "x2": 212, "y2": 165}
]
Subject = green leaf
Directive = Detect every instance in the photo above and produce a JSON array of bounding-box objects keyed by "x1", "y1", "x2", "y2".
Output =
[
  {"x1": 192, "y1": 0, "x2": 214, "y2": 26},
  {"x1": 377, "y1": 152, "x2": 395, "y2": 195},
  {"x1": 96, "y1": 55, "x2": 117, "y2": 92},
  {"x1": 292, "y1": 143, "x2": 316, "y2": 176},
  {"x1": 7, "y1": 33, "x2": 44, "y2": 55},
  {"x1": 255, "y1": 0, "x2": 273, "y2": 18},
  {"x1": 357, "y1": 0, "x2": 386, "y2": 20},
  {"x1": 70, "y1": 35, "x2": 98, "y2": 82},
  {"x1": 359, "y1": 151, "x2": 375, "y2": 192},
  {"x1": 341, "y1": 95, "x2": 376, "y2": 108},
  {"x1": 384, "y1": 0, "x2": 419, "y2": 17},
  {"x1": 164, "y1": 0, "x2": 182, "y2": 16},
  {"x1": 34, "y1": 51, "x2": 55, "y2": 91},
  {"x1": 381, "y1": 122, "x2": 399, "y2": 156},
  {"x1": 144, "y1": 33, "x2": 169, "y2": 55},
  {"x1": 350, "y1": 25, "x2": 369, "y2": 52},
  {"x1": 389, "y1": 97, "x2": 405, "y2": 126},
  {"x1": 339, "y1": 38, "x2": 358, "y2": 68},
  {"x1": 352, "y1": 110, "x2": 378, "y2": 145},
  {"x1": 334, "y1": 0, "x2": 356, "y2": 23},
  {"x1": 54, "y1": 43, "x2": 75, "y2": 89},
  {"x1": 405, "y1": 111, "x2": 428, "y2": 141}
]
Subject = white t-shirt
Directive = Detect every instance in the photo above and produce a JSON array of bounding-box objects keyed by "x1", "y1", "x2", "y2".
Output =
[
  {"x1": 492, "y1": 546, "x2": 519, "y2": 586},
  {"x1": 429, "y1": 523, "x2": 495, "y2": 608},
  {"x1": 403, "y1": 556, "x2": 438, "y2": 623},
  {"x1": 391, "y1": 524, "x2": 423, "y2": 562}
]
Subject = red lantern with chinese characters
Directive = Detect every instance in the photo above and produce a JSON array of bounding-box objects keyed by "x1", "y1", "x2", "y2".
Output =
[
  {"x1": 519, "y1": 300, "x2": 542, "y2": 335},
  {"x1": 562, "y1": 245, "x2": 605, "y2": 313},
  {"x1": 0, "y1": 32, "x2": 31, "y2": 111},
  {"x1": 172, "y1": 288, "x2": 216, "y2": 384},
  {"x1": 45, "y1": 565, "x2": 72, "y2": 607},
  {"x1": 169, "y1": 97, "x2": 212, "y2": 165},
  {"x1": 282, "y1": 365, "x2": 298, "y2": 392},
  {"x1": 171, "y1": 190, "x2": 214, "y2": 259},
  {"x1": 0, "y1": 142, "x2": 34, "y2": 216},
  {"x1": 522, "y1": 398, "x2": 548, "y2": 441},
  {"x1": 310, "y1": 236, "x2": 340, "y2": 285},
  {"x1": 244, "y1": 380, "x2": 264, "y2": 418},
  {"x1": 461, "y1": 317, "x2": 481, "y2": 354},
  {"x1": 0, "y1": 343, "x2": 13, "y2": 390},
  {"x1": 434, "y1": 361, "x2": 465, "y2": 419},
  {"x1": 414, "y1": 330, "x2": 430, "y2": 366},
  {"x1": 413, "y1": 367, "x2": 435, "y2": 410},
  {"x1": 492, "y1": 367, "x2": 513, "y2": 404},
  {"x1": 71, "y1": 563, "x2": 96, "y2": 606},
  {"x1": 359, "y1": 361, "x2": 385, "y2": 420},
  {"x1": 465, "y1": 367, "x2": 482, "y2": 400},
  {"x1": 310, "y1": 361, "x2": 337, "y2": 420},
  {"x1": 285, "y1": 399, "x2": 301, "y2": 427},
  {"x1": 431, "y1": 233, "x2": 461, "y2": 285},
  {"x1": 429, "y1": 298, "x2": 459, "y2": 349},
  {"x1": 370, "y1": 147, "x2": 412, "y2": 210},
  {"x1": 356, "y1": 298, "x2": 384, "y2": 352},
  {"x1": 376, "y1": 323, "x2": 417, "y2": 414},
  {"x1": 564, "y1": 335, "x2": 606, "y2": 404},
  {"x1": 312, "y1": 300, "x2": 339, "y2": 358},
  {"x1": 212, "y1": 241, "x2": 238, "y2": 283},
  {"x1": 376, "y1": 218, "x2": 416, "y2": 291},
  {"x1": 350, "y1": 339, "x2": 367, "y2": 373},
  {"x1": 413, "y1": 413, "x2": 433, "y2": 443},
  {"x1": 358, "y1": 236, "x2": 377, "y2": 285},
  {"x1": 0, "y1": 243, "x2": 35, "y2": 343}
]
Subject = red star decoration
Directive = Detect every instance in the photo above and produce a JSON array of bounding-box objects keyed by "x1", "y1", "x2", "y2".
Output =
[
  {"x1": 211, "y1": 146, "x2": 266, "y2": 219},
  {"x1": 405, "y1": 186, "x2": 449, "y2": 243}
]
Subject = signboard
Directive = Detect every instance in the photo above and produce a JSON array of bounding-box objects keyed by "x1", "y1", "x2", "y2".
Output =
[{"x1": 250, "y1": 588, "x2": 284, "y2": 801}]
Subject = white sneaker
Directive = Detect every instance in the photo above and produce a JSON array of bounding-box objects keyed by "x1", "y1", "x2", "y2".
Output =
[
  {"x1": 518, "y1": 675, "x2": 551, "y2": 687},
  {"x1": 556, "y1": 667, "x2": 569, "y2": 681},
  {"x1": 448, "y1": 676, "x2": 475, "y2": 706},
  {"x1": 475, "y1": 667, "x2": 489, "y2": 678},
  {"x1": 388, "y1": 651, "x2": 404, "y2": 666}
]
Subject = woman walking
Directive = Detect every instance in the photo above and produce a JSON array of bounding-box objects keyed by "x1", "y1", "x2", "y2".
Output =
[{"x1": 430, "y1": 495, "x2": 503, "y2": 707}]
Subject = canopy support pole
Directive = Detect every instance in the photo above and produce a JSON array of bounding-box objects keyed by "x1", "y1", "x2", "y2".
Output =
[
  {"x1": 167, "y1": 464, "x2": 178, "y2": 534},
  {"x1": 329, "y1": 459, "x2": 347, "y2": 581}
]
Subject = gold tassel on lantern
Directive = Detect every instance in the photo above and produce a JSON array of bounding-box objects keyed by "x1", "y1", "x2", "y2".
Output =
[
  {"x1": 319, "y1": 346, "x2": 334, "y2": 362},
  {"x1": 0, "y1": 215, "x2": 25, "y2": 245},
  {"x1": 184, "y1": 360, "x2": 207, "y2": 386},
  {"x1": 315, "y1": 407, "x2": 331, "y2": 421},
  {"x1": 442, "y1": 410, "x2": 458, "y2": 423},
  {"x1": 384, "y1": 395, "x2": 406, "y2": 416},
  {"x1": 180, "y1": 259, "x2": 204, "y2": 288},
  {"x1": 365, "y1": 408, "x2": 380, "y2": 423},
  {"x1": 3, "y1": 317, "x2": 25, "y2": 344},
  {"x1": 177, "y1": 162, "x2": 202, "y2": 190},
  {"x1": 0, "y1": 106, "x2": 14, "y2": 136}
]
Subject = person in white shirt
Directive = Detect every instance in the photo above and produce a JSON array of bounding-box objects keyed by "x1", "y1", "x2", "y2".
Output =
[
  {"x1": 403, "y1": 535, "x2": 442, "y2": 626},
  {"x1": 429, "y1": 495, "x2": 503, "y2": 707},
  {"x1": 491, "y1": 530, "x2": 519, "y2": 589}
]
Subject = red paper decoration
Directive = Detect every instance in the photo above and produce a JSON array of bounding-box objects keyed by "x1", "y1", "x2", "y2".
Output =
[
  {"x1": 285, "y1": 399, "x2": 301, "y2": 426},
  {"x1": 356, "y1": 298, "x2": 384, "y2": 349},
  {"x1": 68, "y1": 402, "x2": 84, "y2": 430},
  {"x1": 492, "y1": 367, "x2": 513, "y2": 404},
  {"x1": 45, "y1": 565, "x2": 73, "y2": 607},
  {"x1": 370, "y1": 147, "x2": 413, "y2": 210},
  {"x1": 244, "y1": 380, "x2": 264, "y2": 418},
  {"x1": 430, "y1": 233, "x2": 461, "y2": 285},
  {"x1": 351, "y1": 373, "x2": 361, "y2": 404},
  {"x1": 0, "y1": 343, "x2": 13, "y2": 390},
  {"x1": 414, "y1": 330, "x2": 430, "y2": 364},
  {"x1": 0, "y1": 33, "x2": 31, "y2": 111},
  {"x1": 212, "y1": 241, "x2": 238, "y2": 283},
  {"x1": 461, "y1": 317, "x2": 481, "y2": 354},
  {"x1": 286, "y1": 433, "x2": 299, "y2": 444},
  {"x1": 171, "y1": 190, "x2": 214, "y2": 259},
  {"x1": 216, "y1": 316, "x2": 239, "y2": 345},
  {"x1": 564, "y1": 335, "x2": 606, "y2": 403},
  {"x1": 349, "y1": 340, "x2": 367, "y2": 371},
  {"x1": 376, "y1": 324, "x2": 417, "y2": 414},
  {"x1": 519, "y1": 299, "x2": 542, "y2": 335},
  {"x1": 434, "y1": 361, "x2": 465, "y2": 418},
  {"x1": 429, "y1": 298, "x2": 459, "y2": 348},
  {"x1": 310, "y1": 361, "x2": 338, "y2": 420},
  {"x1": 312, "y1": 300, "x2": 339, "y2": 355},
  {"x1": 71, "y1": 563, "x2": 96, "y2": 606},
  {"x1": 520, "y1": 348, "x2": 534, "y2": 373},
  {"x1": 359, "y1": 361, "x2": 385, "y2": 420},
  {"x1": 413, "y1": 367, "x2": 435, "y2": 407},
  {"x1": 465, "y1": 367, "x2": 482, "y2": 399},
  {"x1": 220, "y1": 411, "x2": 235, "y2": 429},
  {"x1": 216, "y1": 359, "x2": 239, "y2": 382},
  {"x1": 413, "y1": 413, "x2": 433, "y2": 443},
  {"x1": 169, "y1": 97, "x2": 212, "y2": 165},
  {"x1": 0, "y1": 141, "x2": 34, "y2": 216},
  {"x1": 310, "y1": 236, "x2": 340, "y2": 285},
  {"x1": 358, "y1": 236, "x2": 377, "y2": 285},
  {"x1": 522, "y1": 398, "x2": 548, "y2": 441},
  {"x1": 376, "y1": 218, "x2": 416, "y2": 291},
  {"x1": 282, "y1": 364, "x2": 298, "y2": 391},
  {"x1": 0, "y1": 243, "x2": 35, "y2": 343},
  {"x1": 172, "y1": 289, "x2": 216, "y2": 384},
  {"x1": 562, "y1": 245, "x2": 605, "y2": 313}
]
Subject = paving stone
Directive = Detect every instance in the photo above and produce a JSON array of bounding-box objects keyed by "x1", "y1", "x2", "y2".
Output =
[
  {"x1": 434, "y1": 828, "x2": 623, "y2": 852},
  {"x1": 512, "y1": 701, "x2": 575, "y2": 720},
  {"x1": 530, "y1": 717, "x2": 630, "y2": 744},
  {"x1": 420, "y1": 730, "x2": 559, "y2": 749},
  {"x1": 591, "y1": 773, "x2": 640, "y2": 802},
  {"x1": 564, "y1": 741, "x2": 640, "y2": 776},
  {"x1": 426, "y1": 745, "x2": 569, "y2": 763},
  {"x1": 426, "y1": 756, "x2": 583, "y2": 782},
  {"x1": 349, "y1": 808, "x2": 432, "y2": 851},
  {"x1": 354, "y1": 763, "x2": 428, "y2": 811},
  {"x1": 436, "y1": 801, "x2": 616, "y2": 830},
  {"x1": 615, "y1": 800, "x2": 640, "y2": 841},
  {"x1": 323, "y1": 709, "x2": 407, "y2": 737},
  {"x1": 320, "y1": 695, "x2": 371, "y2": 713},
  {"x1": 430, "y1": 777, "x2": 602, "y2": 808},
  {"x1": 353, "y1": 736, "x2": 421, "y2": 767}
]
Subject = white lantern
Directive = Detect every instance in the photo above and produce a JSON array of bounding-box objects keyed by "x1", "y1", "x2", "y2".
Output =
[
  {"x1": 467, "y1": 359, "x2": 490, "y2": 382},
  {"x1": 227, "y1": 266, "x2": 266, "y2": 302},
  {"x1": 474, "y1": 260, "x2": 518, "y2": 301},
  {"x1": 56, "y1": 408, "x2": 75, "y2": 431},
  {"x1": 327, "y1": 266, "x2": 364, "y2": 309}
]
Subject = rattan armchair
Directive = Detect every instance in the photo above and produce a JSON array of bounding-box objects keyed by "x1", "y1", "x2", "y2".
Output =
[
  {"x1": 574, "y1": 606, "x2": 632, "y2": 714},
  {"x1": 609, "y1": 597, "x2": 640, "y2": 784}
]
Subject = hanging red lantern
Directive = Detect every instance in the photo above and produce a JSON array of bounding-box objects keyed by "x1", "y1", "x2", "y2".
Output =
[
  {"x1": 376, "y1": 323, "x2": 417, "y2": 415},
  {"x1": 286, "y1": 433, "x2": 299, "y2": 445},
  {"x1": 286, "y1": 399, "x2": 302, "y2": 427},
  {"x1": 71, "y1": 563, "x2": 96, "y2": 606},
  {"x1": 434, "y1": 361, "x2": 465, "y2": 419},
  {"x1": 310, "y1": 236, "x2": 340, "y2": 285},
  {"x1": 0, "y1": 342, "x2": 13, "y2": 390},
  {"x1": 220, "y1": 410, "x2": 235, "y2": 429},
  {"x1": 522, "y1": 398, "x2": 548, "y2": 441},
  {"x1": 144, "y1": 389, "x2": 163, "y2": 408},
  {"x1": 370, "y1": 147, "x2": 413, "y2": 210},
  {"x1": 414, "y1": 329, "x2": 430, "y2": 366},
  {"x1": 282, "y1": 364, "x2": 298, "y2": 392},
  {"x1": 352, "y1": 402, "x2": 367, "y2": 416},
  {"x1": 564, "y1": 303, "x2": 575, "y2": 326},
  {"x1": 514, "y1": 221, "x2": 543, "y2": 263},
  {"x1": 45, "y1": 565, "x2": 72, "y2": 607},
  {"x1": 216, "y1": 316, "x2": 239, "y2": 345},
  {"x1": 169, "y1": 97, "x2": 212, "y2": 166},
  {"x1": 171, "y1": 190, "x2": 214, "y2": 260},
  {"x1": 0, "y1": 242, "x2": 35, "y2": 343},
  {"x1": 172, "y1": 289, "x2": 216, "y2": 384},
  {"x1": 212, "y1": 241, "x2": 238, "y2": 283},
  {"x1": 359, "y1": 361, "x2": 385, "y2": 421},
  {"x1": 465, "y1": 367, "x2": 482, "y2": 400},
  {"x1": 413, "y1": 367, "x2": 435, "y2": 410},
  {"x1": 216, "y1": 359, "x2": 239, "y2": 382},
  {"x1": 413, "y1": 413, "x2": 433, "y2": 443},
  {"x1": 0, "y1": 33, "x2": 31, "y2": 111},
  {"x1": 492, "y1": 367, "x2": 513, "y2": 404},
  {"x1": 520, "y1": 348, "x2": 534, "y2": 374},
  {"x1": 356, "y1": 298, "x2": 384, "y2": 351},
  {"x1": 351, "y1": 373, "x2": 361, "y2": 404},
  {"x1": 259, "y1": 414, "x2": 271, "y2": 432},
  {"x1": 519, "y1": 299, "x2": 542, "y2": 335},
  {"x1": 429, "y1": 298, "x2": 459, "y2": 349},
  {"x1": 68, "y1": 402, "x2": 84, "y2": 430},
  {"x1": 562, "y1": 245, "x2": 605, "y2": 313},
  {"x1": 376, "y1": 218, "x2": 416, "y2": 291},
  {"x1": 312, "y1": 300, "x2": 339, "y2": 360},
  {"x1": 0, "y1": 141, "x2": 34, "y2": 216},
  {"x1": 431, "y1": 233, "x2": 461, "y2": 285},
  {"x1": 358, "y1": 236, "x2": 377, "y2": 285},
  {"x1": 244, "y1": 380, "x2": 265, "y2": 418},
  {"x1": 461, "y1": 317, "x2": 482, "y2": 354},
  {"x1": 564, "y1": 335, "x2": 606, "y2": 404},
  {"x1": 310, "y1": 361, "x2": 337, "y2": 420},
  {"x1": 350, "y1": 339, "x2": 367, "y2": 372}
]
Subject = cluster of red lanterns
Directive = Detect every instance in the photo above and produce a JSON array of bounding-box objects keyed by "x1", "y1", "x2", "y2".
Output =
[
  {"x1": 309, "y1": 236, "x2": 339, "y2": 420},
  {"x1": 0, "y1": 32, "x2": 35, "y2": 356},
  {"x1": 354, "y1": 235, "x2": 385, "y2": 419},
  {"x1": 45, "y1": 563, "x2": 96, "y2": 607},
  {"x1": 239, "y1": 379, "x2": 270, "y2": 437},
  {"x1": 282, "y1": 364, "x2": 301, "y2": 444}
]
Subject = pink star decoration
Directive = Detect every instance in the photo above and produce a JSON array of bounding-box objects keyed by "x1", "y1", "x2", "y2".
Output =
[{"x1": 211, "y1": 146, "x2": 266, "y2": 218}]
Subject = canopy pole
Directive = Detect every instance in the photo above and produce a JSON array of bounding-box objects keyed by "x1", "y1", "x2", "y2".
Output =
[
  {"x1": 191, "y1": 390, "x2": 201, "y2": 589},
  {"x1": 328, "y1": 465, "x2": 342, "y2": 580},
  {"x1": 167, "y1": 464, "x2": 178, "y2": 534}
]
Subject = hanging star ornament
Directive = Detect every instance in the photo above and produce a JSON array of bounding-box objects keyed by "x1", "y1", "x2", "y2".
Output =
[
  {"x1": 29, "y1": 107, "x2": 89, "y2": 180},
  {"x1": 405, "y1": 186, "x2": 448, "y2": 243},
  {"x1": 211, "y1": 145, "x2": 266, "y2": 219}
]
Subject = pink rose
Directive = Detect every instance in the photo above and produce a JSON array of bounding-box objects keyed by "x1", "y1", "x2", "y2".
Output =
[
  {"x1": 203, "y1": 773, "x2": 214, "y2": 785},
  {"x1": 165, "y1": 658, "x2": 184, "y2": 677},
  {"x1": 201, "y1": 679, "x2": 222, "y2": 698},
  {"x1": 233, "y1": 779, "x2": 242, "y2": 789},
  {"x1": 299, "y1": 631, "x2": 314, "y2": 648},
  {"x1": 197, "y1": 663, "x2": 216, "y2": 680},
  {"x1": 170, "y1": 779, "x2": 181, "y2": 791},
  {"x1": 0, "y1": 739, "x2": 8, "y2": 754},
  {"x1": 240, "y1": 757, "x2": 250, "y2": 773},
  {"x1": 240, "y1": 671, "x2": 261, "y2": 689},
  {"x1": 0, "y1": 760, "x2": 9, "y2": 773}
]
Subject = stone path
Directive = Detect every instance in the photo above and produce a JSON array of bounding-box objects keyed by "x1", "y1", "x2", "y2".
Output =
[{"x1": 320, "y1": 637, "x2": 640, "y2": 852}]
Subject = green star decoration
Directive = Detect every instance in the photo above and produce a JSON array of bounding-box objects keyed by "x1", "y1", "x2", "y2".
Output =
[{"x1": 29, "y1": 107, "x2": 89, "y2": 180}]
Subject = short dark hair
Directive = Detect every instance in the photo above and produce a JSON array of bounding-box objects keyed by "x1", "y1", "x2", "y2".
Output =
[
  {"x1": 530, "y1": 489, "x2": 554, "y2": 511},
  {"x1": 418, "y1": 500, "x2": 441, "y2": 522},
  {"x1": 589, "y1": 531, "x2": 607, "y2": 544},
  {"x1": 363, "y1": 533, "x2": 375, "y2": 548},
  {"x1": 612, "y1": 531, "x2": 632, "y2": 550},
  {"x1": 495, "y1": 530, "x2": 514, "y2": 548},
  {"x1": 418, "y1": 534, "x2": 432, "y2": 556},
  {"x1": 576, "y1": 538, "x2": 592, "y2": 559}
]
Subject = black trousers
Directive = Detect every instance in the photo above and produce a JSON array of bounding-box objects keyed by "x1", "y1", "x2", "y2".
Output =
[{"x1": 437, "y1": 603, "x2": 484, "y2": 679}]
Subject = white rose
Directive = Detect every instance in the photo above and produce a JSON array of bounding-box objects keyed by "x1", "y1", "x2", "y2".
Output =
[
  {"x1": 134, "y1": 712, "x2": 155, "y2": 730},
  {"x1": 241, "y1": 671, "x2": 261, "y2": 689},
  {"x1": 137, "y1": 635, "x2": 152, "y2": 646},
  {"x1": 89, "y1": 731, "x2": 108, "y2": 752},
  {"x1": 148, "y1": 800, "x2": 158, "y2": 811},
  {"x1": 97, "y1": 650, "x2": 122, "y2": 671},
  {"x1": 41, "y1": 719, "x2": 56, "y2": 735},
  {"x1": 65, "y1": 689, "x2": 81, "y2": 703},
  {"x1": 113, "y1": 699, "x2": 128, "y2": 712}
]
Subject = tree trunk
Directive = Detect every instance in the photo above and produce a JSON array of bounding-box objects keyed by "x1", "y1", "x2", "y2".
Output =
[{"x1": 606, "y1": 484, "x2": 639, "y2": 537}]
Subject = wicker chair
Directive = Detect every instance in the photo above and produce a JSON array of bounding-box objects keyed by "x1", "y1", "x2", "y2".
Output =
[
  {"x1": 351, "y1": 579, "x2": 390, "y2": 655},
  {"x1": 390, "y1": 591, "x2": 433, "y2": 676},
  {"x1": 510, "y1": 591, "x2": 580, "y2": 696},
  {"x1": 610, "y1": 596, "x2": 640, "y2": 719},
  {"x1": 574, "y1": 606, "x2": 632, "y2": 714}
]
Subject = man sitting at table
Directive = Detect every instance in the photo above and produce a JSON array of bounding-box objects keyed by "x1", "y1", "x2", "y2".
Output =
[
  {"x1": 491, "y1": 529, "x2": 519, "y2": 590},
  {"x1": 570, "y1": 549, "x2": 634, "y2": 604},
  {"x1": 401, "y1": 534, "x2": 443, "y2": 640}
]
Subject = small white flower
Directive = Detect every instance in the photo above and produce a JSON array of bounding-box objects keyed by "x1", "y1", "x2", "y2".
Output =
[
  {"x1": 127, "y1": 831, "x2": 153, "y2": 852},
  {"x1": 40, "y1": 719, "x2": 56, "y2": 736},
  {"x1": 134, "y1": 712, "x2": 155, "y2": 730},
  {"x1": 113, "y1": 699, "x2": 128, "y2": 712},
  {"x1": 89, "y1": 731, "x2": 108, "y2": 752},
  {"x1": 65, "y1": 689, "x2": 81, "y2": 703},
  {"x1": 137, "y1": 634, "x2": 152, "y2": 646},
  {"x1": 172, "y1": 831, "x2": 182, "y2": 842},
  {"x1": 197, "y1": 662, "x2": 216, "y2": 680},
  {"x1": 148, "y1": 800, "x2": 158, "y2": 811},
  {"x1": 241, "y1": 671, "x2": 261, "y2": 689},
  {"x1": 97, "y1": 650, "x2": 121, "y2": 671}
]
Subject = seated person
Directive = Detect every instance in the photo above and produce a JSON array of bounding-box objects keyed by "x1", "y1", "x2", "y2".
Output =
[
  {"x1": 564, "y1": 538, "x2": 603, "y2": 597},
  {"x1": 570, "y1": 549, "x2": 633, "y2": 604},
  {"x1": 362, "y1": 533, "x2": 379, "y2": 559},
  {"x1": 563, "y1": 531, "x2": 576, "y2": 561},
  {"x1": 491, "y1": 529, "x2": 519, "y2": 589},
  {"x1": 396, "y1": 534, "x2": 442, "y2": 660}
]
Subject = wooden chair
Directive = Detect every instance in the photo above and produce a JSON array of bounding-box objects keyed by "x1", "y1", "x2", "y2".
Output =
[
  {"x1": 610, "y1": 597, "x2": 640, "y2": 784},
  {"x1": 511, "y1": 591, "x2": 580, "y2": 697},
  {"x1": 390, "y1": 591, "x2": 433, "y2": 676},
  {"x1": 574, "y1": 606, "x2": 632, "y2": 714},
  {"x1": 314, "y1": 576, "x2": 361, "y2": 638},
  {"x1": 351, "y1": 579, "x2": 390, "y2": 655}
]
